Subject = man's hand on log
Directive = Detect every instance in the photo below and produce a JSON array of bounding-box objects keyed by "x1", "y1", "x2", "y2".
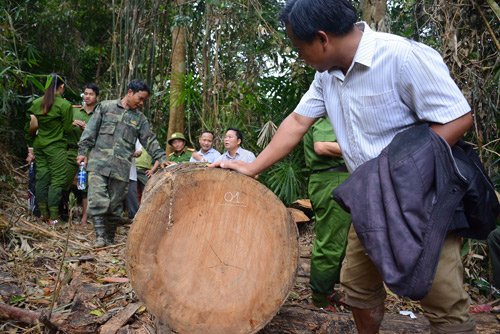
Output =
[{"x1": 209, "y1": 160, "x2": 258, "y2": 179}]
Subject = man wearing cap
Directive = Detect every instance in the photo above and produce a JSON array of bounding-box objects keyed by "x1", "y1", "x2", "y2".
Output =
[{"x1": 167, "y1": 132, "x2": 195, "y2": 164}]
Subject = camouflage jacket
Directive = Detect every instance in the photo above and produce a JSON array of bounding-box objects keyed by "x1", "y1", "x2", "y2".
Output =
[{"x1": 78, "y1": 99, "x2": 167, "y2": 182}]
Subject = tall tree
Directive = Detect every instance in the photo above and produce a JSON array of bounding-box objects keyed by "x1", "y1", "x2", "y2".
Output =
[{"x1": 166, "y1": 0, "x2": 188, "y2": 154}]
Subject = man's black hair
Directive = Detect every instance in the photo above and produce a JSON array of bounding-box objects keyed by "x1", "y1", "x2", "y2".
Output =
[
  {"x1": 83, "y1": 83, "x2": 100, "y2": 96},
  {"x1": 278, "y1": 0, "x2": 357, "y2": 43},
  {"x1": 201, "y1": 130, "x2": 215, "y2": 138},
  {"x1": 227, "y1": 127, "x2": 243, "y2": 146},
  {"x1": 127, "y1": 79, "x2": 151, "y2": 95}
]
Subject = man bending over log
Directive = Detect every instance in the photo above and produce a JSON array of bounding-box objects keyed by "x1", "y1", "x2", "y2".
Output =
[
  {"x1": 77, "y1": 79, "x2": 169, "y2": 248},
  {"x1": 211, "y1": 0, "x2": 475, "y2": 333}
]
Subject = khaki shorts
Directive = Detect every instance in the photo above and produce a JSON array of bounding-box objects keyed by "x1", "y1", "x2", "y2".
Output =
[{"x1": 341, "y1": 225, "x2": 474, "y2": 328}]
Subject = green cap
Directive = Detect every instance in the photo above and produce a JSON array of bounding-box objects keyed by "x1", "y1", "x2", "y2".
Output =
[{"x1": 168, "y1": 132, "x2": 187, "y2": 145}]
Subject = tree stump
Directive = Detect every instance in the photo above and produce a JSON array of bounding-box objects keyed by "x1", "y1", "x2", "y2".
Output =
[{"x1": 127, "y1": 164, "x2": 299, "y2": 334}]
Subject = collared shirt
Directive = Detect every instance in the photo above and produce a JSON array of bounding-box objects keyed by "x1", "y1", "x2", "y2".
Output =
[
  {"x1": 67, "y1": 105, "x2": 94, "y2": 148},
  {"x1": 294, "y1": 22, "x2": 470, "y2": 173},
  {"x1": 189, "y1": 147, "x2": 222, "y2": 163},
  {"x1": 215, "y1": 147, "x2": 256, "y2": 163},
  {"x1": 168, "y1": 147, "x2": 195, "y2": 163},
  {"x1": 135, "y1": 149, "x2": 153, "y2": 170},
  {"x1": 78, "y1": 99, "x2": 167, "y2": 182},
  {"x1": 25, "y1": 94, "x2": 72, "y2": 149}
]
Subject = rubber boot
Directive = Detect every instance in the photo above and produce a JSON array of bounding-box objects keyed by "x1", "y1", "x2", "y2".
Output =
[
  {"x1": 93, "y1": 216, "x2": 106, "y2": 248},
  {"x1": 105, "y1": 218, "x2": 119, "y2": 246}
]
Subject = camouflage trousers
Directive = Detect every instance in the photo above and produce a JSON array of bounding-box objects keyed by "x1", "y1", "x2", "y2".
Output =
[{"x1": 87, "y1": 172, "x2": 128, "y2": 218}]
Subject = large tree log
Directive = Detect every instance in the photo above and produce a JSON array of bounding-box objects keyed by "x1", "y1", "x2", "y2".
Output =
[{"x1": 127, "y1": 164, "x2": 299, "y2": 334}]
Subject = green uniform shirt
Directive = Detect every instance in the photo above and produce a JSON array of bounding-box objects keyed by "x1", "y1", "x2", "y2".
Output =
[
  {"x1": 25, "y1": 94, "x2": 73, "y2": 148},
  {"x1": 135, "y1": 149, "x2": 154, "y2": 170},
  {"x1": 303, "y1": 118, "x2": 344, "y2": 171},
  {"x1": 67, "y1": 105, "x2": 94, "y2": 148},
  {"x1": 168, "y1": 147, "x2": 195, "y2": 163},
  {"x1": 78, "y1": 99, "x2": 167, "y2": 182}
]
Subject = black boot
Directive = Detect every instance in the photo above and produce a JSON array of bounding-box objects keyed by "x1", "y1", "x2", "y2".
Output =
[
  {"x1": 93, "y1": 216, "x2": 106, "y2": 248},
  {"x1": 105, "y1": 218, "x2": 119, "y2": 246}
]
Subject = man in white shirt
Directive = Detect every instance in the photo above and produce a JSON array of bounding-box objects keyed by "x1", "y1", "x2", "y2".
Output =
[
  {"x1": 215, "y1": 128, "x2": 256, "y2": 164},
  {"x1": 190, "y1": 130, "x2": 221, "y2": 163},
  {"x1": 212, "y1": 0, "x2": 474, "y2": 333}
]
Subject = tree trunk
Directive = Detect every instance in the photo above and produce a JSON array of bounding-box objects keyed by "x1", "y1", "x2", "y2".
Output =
[
  {"x1": 167, "y1": 0, "x2": 187, "y2": 155},
  {"x1": 360, "y1": 0, "x2": 389, "y2": 32}
]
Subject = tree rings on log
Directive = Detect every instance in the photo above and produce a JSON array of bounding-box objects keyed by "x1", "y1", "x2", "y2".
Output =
[{"x1": 126, "y1": 164, "x2": 299, "y2": 334}]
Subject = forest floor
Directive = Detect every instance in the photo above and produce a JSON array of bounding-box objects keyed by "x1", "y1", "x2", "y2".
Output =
[{"x1": 1, "y1": 161, "x2": 500, "y2": 333}]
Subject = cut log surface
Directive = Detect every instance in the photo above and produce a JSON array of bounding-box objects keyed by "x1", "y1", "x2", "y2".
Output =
[{"x1": 127, "y1": 164, "x2": 299, "y2": 334}]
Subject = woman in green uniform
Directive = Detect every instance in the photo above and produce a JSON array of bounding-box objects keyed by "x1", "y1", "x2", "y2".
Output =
[{"x1": 25, "y1": 74, "x2": 73, "y2": 224}]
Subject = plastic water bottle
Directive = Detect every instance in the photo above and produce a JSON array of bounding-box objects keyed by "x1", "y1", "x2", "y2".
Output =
[
  {"x1": 29, "y1": 162, "x2": 35, "y2": 178},
  {"x1": 77, "y1": 162, "x2": 86, "y2": 190}
]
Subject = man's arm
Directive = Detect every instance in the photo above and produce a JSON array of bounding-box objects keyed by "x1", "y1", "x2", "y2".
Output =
[
  {"x1": 77, "y1": 104, "x2": 103, "y2": 165},
  {"x1": 430, "y1": 112, "x2": 472, "y2": 147},
  {"x1": 191, "y1": 152, "x2": 203, "y2": 162},
  {"x1": 146, "y1": 160, "x2": 160, "y2": 177},
  {"x1": 211, "y1": 113, "x2": 317, "y2": 177},
  {"x1": 314, "y1": 141, "x2": 342, "y2": 157},
  {"x1": 137, "y1": 115, "x2": 167, "y2": 166}
]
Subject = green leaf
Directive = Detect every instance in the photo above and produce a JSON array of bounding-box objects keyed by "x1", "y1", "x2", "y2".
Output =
[
  {"x1": 29, "y1": 76, "x2": 46, "y2": 92},
  {"x1": 10, "y1": 295, "x2": 25, "y2": 303},
  {"x1": 44, "y1": 75, "x2": 54, "y2": 89},
  {"x1": 90, "y1": 309, "x2": 102, "y2": 316}
]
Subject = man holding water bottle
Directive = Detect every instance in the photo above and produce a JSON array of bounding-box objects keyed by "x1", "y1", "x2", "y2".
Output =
[{"x1": 77, "y1": 79, "x2": 169, "y2": 248}]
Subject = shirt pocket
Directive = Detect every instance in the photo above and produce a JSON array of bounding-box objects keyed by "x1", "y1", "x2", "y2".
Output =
[
  {"x1": 357, "y1": 89, "x2": 407, "y2": 136},
  {"x1": 122, "y1": 122, "x2": 137, "y2": 144},
  {"x1": 100, "y1": 115, "x2": 118, "y2": 135}
]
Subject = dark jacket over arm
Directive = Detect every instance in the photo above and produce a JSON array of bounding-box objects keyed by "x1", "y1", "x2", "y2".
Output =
[{"x1": 333, "y1": 124, "x2": 499, "y2": 300}]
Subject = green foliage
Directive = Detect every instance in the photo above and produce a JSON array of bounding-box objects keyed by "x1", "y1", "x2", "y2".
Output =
[
  {"x1": 2, "y1": 0, "x2": 499, "y2": 210},
  {"x1": 260, "y1": 154, "x2": 308, "y2": 207}
]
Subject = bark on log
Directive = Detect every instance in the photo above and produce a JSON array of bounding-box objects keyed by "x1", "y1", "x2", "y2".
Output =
[{"x1": 127, "y1": 164, "x2": 299, "y2": 334}]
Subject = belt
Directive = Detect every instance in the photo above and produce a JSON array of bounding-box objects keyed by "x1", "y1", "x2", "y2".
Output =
[{"x1": 311, "y1": 165, "x2": 348, "y2": 174}]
